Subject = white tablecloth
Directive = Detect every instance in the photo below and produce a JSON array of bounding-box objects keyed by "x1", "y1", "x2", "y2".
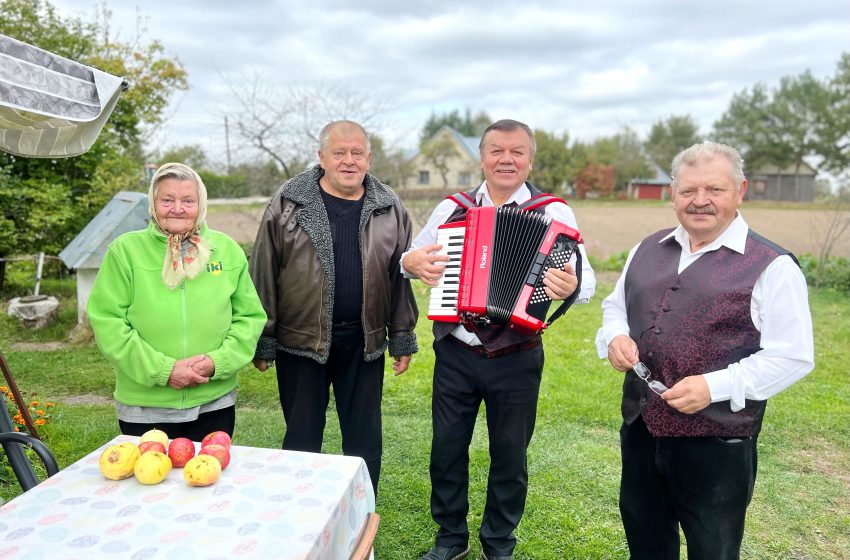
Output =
[{"x1": 0, "y1": 435, "x2": 375, "y2": 559}]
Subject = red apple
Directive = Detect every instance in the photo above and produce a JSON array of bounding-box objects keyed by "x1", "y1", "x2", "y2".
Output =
[
  {"x1": 167, "y1": 437, "x2": 196, "y2": 468},
  {"x1": 201, "y1": 431, "x2": 232, "y2": 449},
  {"x1": 199, "y1": 444, "x2": 231, "y2": 470},
  {"x1": 138, "y1": 441, "x2": 166, "y2": 455}
]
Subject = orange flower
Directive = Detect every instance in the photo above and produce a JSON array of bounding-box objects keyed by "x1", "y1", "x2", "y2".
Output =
[
  {"x1": 36, "y1": 409, "x2": 46, "y2": 416},
  {"x1": 0, "y1": 386, "x2": 8, "y2": 393},
  {"x1": 35, "y1": 418, "x2": 46, "y2": 426},
  {"x1": 30, "y1": 401, "x2": 40, "y2": 407},
  {"x1": 45, "y1": 402, "x2": 55, "y2": 407}
]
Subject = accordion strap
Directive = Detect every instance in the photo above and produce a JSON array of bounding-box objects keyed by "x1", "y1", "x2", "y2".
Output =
[
  {"x1": 545, "y1": 245, "x2": 583, "y2": 328},
  {"x1": 445, "y1": 191, "x2": 567, "y2": 212},
  {"x1": 516, "y1": 193, "x2": 567, "y2": 212},
  {"x1": 445, "y1": 191, "x2": 477, "y2": 209}
]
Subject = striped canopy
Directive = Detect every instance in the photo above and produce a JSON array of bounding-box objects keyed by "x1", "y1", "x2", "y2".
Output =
[{"x1": 0, "y1": 33, "x2": 125, "y2": 158}]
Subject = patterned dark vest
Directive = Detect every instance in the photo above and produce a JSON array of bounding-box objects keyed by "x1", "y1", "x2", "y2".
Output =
[
  {"x1": 622, "y1": 228, "x2": 794, "y2": 437},
  {"x1": 432, "y1": 183, "x2": 549, "y2": 351}
]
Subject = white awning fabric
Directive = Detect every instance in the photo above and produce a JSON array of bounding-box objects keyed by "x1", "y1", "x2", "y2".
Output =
[{"x1": 0, "y1": 33, "x2": 125, "y2": 158}]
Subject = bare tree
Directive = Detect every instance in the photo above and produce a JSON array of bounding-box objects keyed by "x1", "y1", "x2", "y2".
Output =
[
  {"x1": 810, "y1": 188, "x2": 850, "y2": 287},
  {"x1": 223, "y1": 75, "x2": 393, "y2": 179}
]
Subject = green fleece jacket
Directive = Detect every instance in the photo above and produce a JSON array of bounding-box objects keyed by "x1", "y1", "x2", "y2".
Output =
[{"x1": 87, "y1": 222, "x2": 266, "y2": 409}]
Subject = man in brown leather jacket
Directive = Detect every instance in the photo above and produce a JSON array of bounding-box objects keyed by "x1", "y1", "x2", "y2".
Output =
[{"x1": 249, "y1": 120, "x2": 418, "y2": 494}]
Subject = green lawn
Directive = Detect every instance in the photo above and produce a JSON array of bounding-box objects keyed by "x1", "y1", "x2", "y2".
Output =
[{"x1": 1, "y1": 278, "x2": 848, "y2": 559}]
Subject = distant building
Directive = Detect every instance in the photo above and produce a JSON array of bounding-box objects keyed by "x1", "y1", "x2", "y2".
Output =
[
  {"x1": 403, "y1": 126, "x2": 482, "y2": 193},
  {"x1": 59, "y1": 192, "x2": 149, "y2": 324},
  {"x1": 746, "y1": 162, "x2": 817, "y2": 202},
  {"x1": 628, "y1": 162, "x2": 672, "y2": 200}
]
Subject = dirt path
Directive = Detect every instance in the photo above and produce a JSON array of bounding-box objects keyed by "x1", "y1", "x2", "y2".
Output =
[{"x1": 208, "y1": 204, "x2": 848, "y2": 260}]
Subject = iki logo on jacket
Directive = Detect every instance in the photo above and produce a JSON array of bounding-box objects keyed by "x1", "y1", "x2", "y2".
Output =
[{"x1": 206, "y1": 261, "x2": 222, "y2": 276}]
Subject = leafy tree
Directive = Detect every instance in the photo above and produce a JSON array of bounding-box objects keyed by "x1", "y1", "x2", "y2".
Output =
[
  {"x1": 0, "y1": 0, "x2": 188, "y2": 290},
  {"x1": 156, "y1": 144, "x2": 209, "y2": 170},
  {"x1": 770, "y1": 71, "x2": 829, "y2": 191},
  {"x1": 420, "y1": 108, "x2": 491, "y2": 145},
  {"x1": 530, "y1": 130, "x2": 571, "y2": 194},
  {"x1": 369, "y1": 135, "x2": 414, "y2": 189},
  {"x1": 712, "y1": 84, "x2": 782, "y2": 172},
  {"x1": 420, "y1": 133, "x2": 460, "y2": 189},
  {"x1": 713, "y1": 67, "x2": 835, "y2": 182},
  {"x1": 573, "y1": 163, "x2": 614, "y2": 199},
  {"x1": 571, "y1": 126, "x2": 651, "y2": 193},
  {"x1": 645, "y1": 114, "x2": 702, "y2": 169},
  {"x1": 819, "y1": 53, "x2": 850, "y2": 175}
]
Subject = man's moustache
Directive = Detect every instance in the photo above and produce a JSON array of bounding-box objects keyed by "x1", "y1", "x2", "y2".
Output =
[{"x1": 686, "y1": 206, "x2": 716, "y2": 215}]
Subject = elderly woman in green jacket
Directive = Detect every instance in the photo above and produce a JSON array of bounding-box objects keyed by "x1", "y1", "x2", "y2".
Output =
[{"x1": 88, "y1": 163, "x2": 266, "y2": 442}]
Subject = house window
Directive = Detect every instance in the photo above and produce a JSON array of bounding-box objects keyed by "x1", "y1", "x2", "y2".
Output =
[
  {"x1": 418, "y1": 171, "x2": 430, "y2": 185},
  {"x1": 458, "y1": 172, "x2": 471, "y2": 186}
]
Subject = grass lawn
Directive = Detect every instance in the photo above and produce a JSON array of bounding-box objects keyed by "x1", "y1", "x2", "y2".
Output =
[{"x1": 1, "y1": 276, "x2": 848, "y2": 559}]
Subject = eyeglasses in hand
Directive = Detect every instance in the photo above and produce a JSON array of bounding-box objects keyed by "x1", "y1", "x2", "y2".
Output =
[{"x1": 631, "y1": 362, "x2": 669, "y2": 395}]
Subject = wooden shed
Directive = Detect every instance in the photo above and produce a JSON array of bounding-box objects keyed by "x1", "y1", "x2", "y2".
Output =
[
  {"x1": 58, "y1": 192, "x2": 149, "y2": 324},
  {"x1": 628, "y1": 163, "x2": 672, "y2": 200},
  {"x1": 746, "y1": 162, "x2": 817, "y2": 202}
]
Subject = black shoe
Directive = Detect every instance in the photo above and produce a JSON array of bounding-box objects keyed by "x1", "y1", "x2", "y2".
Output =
[
  {"x1": 480, "y1": 553, "x2": 513, "y2": 560},
  {"x1": 419, "y1": 545, "x2": 471, "y2": 560}
]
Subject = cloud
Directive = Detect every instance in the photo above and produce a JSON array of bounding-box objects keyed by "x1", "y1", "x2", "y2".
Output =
[{"x1": 48, "y1": 0, "x2": 850, "y2": 163}]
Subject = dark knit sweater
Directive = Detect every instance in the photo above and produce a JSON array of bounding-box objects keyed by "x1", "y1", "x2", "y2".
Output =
[{"x1": 321, "y1": 187, "x2": 365, "y2": 325}]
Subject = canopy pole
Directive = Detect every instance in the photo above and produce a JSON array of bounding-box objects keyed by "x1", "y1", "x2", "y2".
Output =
[{"x1": 34, "y1": 252, "x2": 44, "y2": 296}]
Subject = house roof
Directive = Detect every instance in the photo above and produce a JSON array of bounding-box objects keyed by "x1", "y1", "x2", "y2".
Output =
[
  {"x1": 629, "y1": 161, "x2": 672, "y2": 186},
  {"x1": 750, "y1": 161, "x2": 817, "y2": 176},
  {"x1": 59, "y1": 191, "x2": 150, "y2": 269},
  {"x1": 408, "y1": 125, "x2": 479, "y2": 162},
  {"x1": 442, "y1": 126, "x2": 480, "y2": 161}
]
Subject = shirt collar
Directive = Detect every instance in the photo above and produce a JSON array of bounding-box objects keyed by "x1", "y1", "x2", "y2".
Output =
[
  {"x1": 660, "y1": 212, "x2": 749, "y2": 255},
  {"x1": 475, "y1": 181, "x2": 531, "y2": 207}
]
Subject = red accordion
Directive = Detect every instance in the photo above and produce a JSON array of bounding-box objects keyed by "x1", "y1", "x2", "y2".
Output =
[{"x1": 427, "y1": 203, "x2": 583, "y2": 336}]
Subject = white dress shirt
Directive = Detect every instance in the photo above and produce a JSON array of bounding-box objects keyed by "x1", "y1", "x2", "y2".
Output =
[
  {"x1": 405, "y1": 182, "x2": 597, "y2": 345},
  {"x1": 595, "y1": 212, "x2": 814, "y2": 412}
]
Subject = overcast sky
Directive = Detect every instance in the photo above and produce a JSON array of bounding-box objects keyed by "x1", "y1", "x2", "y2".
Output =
[{"x1": 50, "y1": 0, "x2": 850, "y2": 168}]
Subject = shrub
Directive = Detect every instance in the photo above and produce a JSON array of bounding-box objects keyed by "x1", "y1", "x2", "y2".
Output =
[{"x1": 799, "y1": 253, "x2": 850, "y2": 292}]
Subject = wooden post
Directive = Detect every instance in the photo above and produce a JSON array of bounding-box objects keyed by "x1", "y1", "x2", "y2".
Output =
[{"x1": 34, "y1": 252, "x2": 44, "y2": 296}]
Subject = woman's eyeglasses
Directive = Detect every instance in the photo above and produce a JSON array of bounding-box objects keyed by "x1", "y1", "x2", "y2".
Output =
[{"x1": 631, "y1": 362, "x2": 669, "y2": 395}]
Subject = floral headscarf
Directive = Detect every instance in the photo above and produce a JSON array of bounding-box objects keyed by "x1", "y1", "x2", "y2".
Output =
[{"x1": 147, "y1": 163, "x2": 211, "y2": 289}]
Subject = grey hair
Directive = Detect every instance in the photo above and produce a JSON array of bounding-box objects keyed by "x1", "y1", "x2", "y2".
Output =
[
  {"x1": 670, "y1": 142, "x2": 746, "y2": 190},
  {"x1": 147, "y1": 162, "x2": 208, "y2": 229},
  {"x1": 318, "y1": 120, "x2": 371, "y2": 153},
  {"x1": 479, "y1": 119, "x2": 536, "y2": 159}
]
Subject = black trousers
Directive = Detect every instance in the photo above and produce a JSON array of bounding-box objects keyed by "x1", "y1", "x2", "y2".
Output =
[
  {"x1": 276, "y1": 325, "x2": 384, "y2": 495},
  {"x1": 619, "y1": 417, "x2": 758, "y2": 560},
  {"x1": 118, "y1": 405, "x2": 235, "y2": 443},
  {"x1": 430, "y1": 337, "x2": 543, "y2": 556}
]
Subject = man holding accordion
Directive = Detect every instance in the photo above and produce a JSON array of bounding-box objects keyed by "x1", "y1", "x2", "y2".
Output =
[{"x1": 403, "y1": 119, "x2": 596, "y2": 560}]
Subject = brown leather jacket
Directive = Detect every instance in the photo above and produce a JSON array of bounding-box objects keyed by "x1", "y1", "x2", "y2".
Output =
[{"x1": 250, "y1": 165, "x2": 418, "y2": 364}]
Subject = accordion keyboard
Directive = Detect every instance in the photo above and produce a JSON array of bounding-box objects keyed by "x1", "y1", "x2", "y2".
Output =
[{"x1": 427, "y1": 224, "x2": 465, "y2": 322}]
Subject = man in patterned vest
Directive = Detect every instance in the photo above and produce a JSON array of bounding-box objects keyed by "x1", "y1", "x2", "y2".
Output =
[
  {"x1": 403, "y1": 119, "x2": 596, "y2": 560},
  {"x1": 596, "y1": 141, "x2": 814, "y2": 559}
]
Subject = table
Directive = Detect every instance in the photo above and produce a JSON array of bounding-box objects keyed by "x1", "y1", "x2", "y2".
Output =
[{"x1": 0, "y1": 435, "x2": 375, "y2": 559}]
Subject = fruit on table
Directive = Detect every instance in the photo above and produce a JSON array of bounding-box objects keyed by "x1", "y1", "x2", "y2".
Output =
[
  {"x1": 139, "y1": 428, "x2": 169, "y2": 448},
  {"x1": 138, "y1": 441, "x2": 166, "y2": 454},
  {"x1": 134, "y1": 451, "x2": 172, "y2": 484},
  {"x1": 199, "y1": 443, "x2": 231, "y2": 470},
  {"x1": 184, "y1": 455, "x2": 222, "y2": 486},
  {"x1": 201, "y1": 431, "x2": 231, "y2": 449},
  {"x1": 99, "y1": 442, "x2": 141, "y2": 480},
  {"x1": 167, "y1": 437, "x2": 196, "y2": 468}
]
